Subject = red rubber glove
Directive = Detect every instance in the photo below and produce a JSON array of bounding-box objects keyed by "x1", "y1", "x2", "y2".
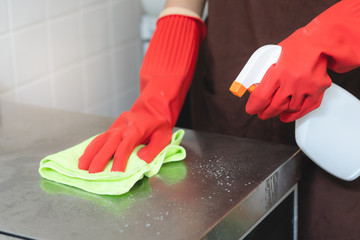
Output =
[
  {"x1": 246, "y1": 0, "x2": 360, "y2": 123},
  {"x1": 78, "y1": 15, "x2": 205, "y2": 173}
]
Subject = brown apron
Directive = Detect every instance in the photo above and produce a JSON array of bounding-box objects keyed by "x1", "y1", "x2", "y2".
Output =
[{"x1": 185, "y1": 0, "x2": 360, "y2": 239}]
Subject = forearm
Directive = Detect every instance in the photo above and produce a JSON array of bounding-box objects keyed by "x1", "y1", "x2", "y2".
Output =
[
  {"x1": 284, "y1": 0, "x2": 360, "y2": 73},
  {"x1": 136, "y1": 0, "x2": 207, "y2": 127},
  {"x1": 139, "y1": 14, "x2": 205, "y2": 127},
  {"x1": 161, "y1": 0, "x2": 206, "y2": 19}
]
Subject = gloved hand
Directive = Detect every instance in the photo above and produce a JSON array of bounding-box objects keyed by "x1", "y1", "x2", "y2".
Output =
[
  {"x1": 246, "y1": 0, "x2": 360, "y2": 122},
  {"x1": 78, "y1": 14, "x2": 205, "y2": 173}
]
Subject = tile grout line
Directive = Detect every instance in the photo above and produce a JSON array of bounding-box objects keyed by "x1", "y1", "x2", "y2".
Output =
[
  {"x1": 79, "y1": 4, "x2": 88, "y2": 114},
  {"x1": 6, "y1": 0, "x2": 19, "y2": 102},
  {"x1": 45, "y1": 0, "x2": 56, "y2": 108}
]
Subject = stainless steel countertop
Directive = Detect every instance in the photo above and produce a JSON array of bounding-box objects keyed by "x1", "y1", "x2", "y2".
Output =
[{"x1": 0, "y1": 102, "x2": 304, "y2": 240}]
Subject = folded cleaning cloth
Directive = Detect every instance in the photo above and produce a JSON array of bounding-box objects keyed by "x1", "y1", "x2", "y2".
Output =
[{"x1": 39, "y1": 129, "x2": 186, "y2": 195}]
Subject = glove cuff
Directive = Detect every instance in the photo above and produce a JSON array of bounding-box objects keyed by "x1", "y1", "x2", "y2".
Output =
[
  {"x1": 136, "y1": 14, "x2": 206, "y2": 127},
  {"x1": 140, "y1": 14, "x2": 205, "y2": 81}
]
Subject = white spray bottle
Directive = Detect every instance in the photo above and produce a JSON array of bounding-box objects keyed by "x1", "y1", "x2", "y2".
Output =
[{"x1": 230, "y1": 45, "x2": 360, "y2": 181}]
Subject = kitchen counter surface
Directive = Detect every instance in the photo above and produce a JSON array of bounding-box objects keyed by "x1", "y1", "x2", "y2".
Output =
[{"x1": 0, "y1": 102, "x2": 304, "y2": 240}]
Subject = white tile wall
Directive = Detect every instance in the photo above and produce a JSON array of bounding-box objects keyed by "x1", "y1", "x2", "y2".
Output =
[
  {"x1": 82, "y1": 6, "x2": 109, "y2": 57},
  {"x1": 17, "y1": 76, "x2": 53, "y2": 108},
  {"x1": 14, "y1": 25, "x2": 50, "y2": 84},
  {"x1": 111, "y1": 0, "x2": 142, "y2": 46},
  {"x1": 85, "y1": 54, "x2": 111, "y2": 106},
  {"x1": 47, "y1": 0, "x2": 80, "y2": 18},
  {"x1": 112, "y1": 86, "x2": 139, "y2": 115},
  {"x1": 50, "y1": 15, "x2": 81, "y2": 69},
  {"x1": 82, "y1": 0, "x2": 103, "y2": 8},
  {"x1": 0, "y1": 0, "x2": 9, "y2": 35},
  {"x1": 53, "y1": 66, "x2": 84, "y2": 111},
  {"x1": 0, "y1": 36, "x2": 14, "y2": 92},
  {"x1": 0, "y1": 0, "x2": 143, "y2": 118},
  {"x1": 111, "y1": 44, "x2": 140, "y2": 93},
  {"x1": 10, "y1": 0, "x2": 46, "y2": 30}
]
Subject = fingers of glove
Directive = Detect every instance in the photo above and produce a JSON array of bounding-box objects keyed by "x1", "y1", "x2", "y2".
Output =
[
  {"x1": 137, "y1": 128, "x2": 173, "y2": 163},
  {"x1": 246, "y1": 66, "x2": 280, "y2": 115},
  {"x1": 78, "y1": 134, "x2": 107, "y2": 170},
  {"x1": 88, "y1": 135, "x2": 122, "y2": 173},
  {"x1": 279, "y1": 94, "x2": 323, "y2": 122},
  {"x1": 111, "y1": 129, "x2": 141, "y2": 172},
  {"x1": 257, "y1": 94, "x2": 289, "y2": 120},
  {"x1": 261, "y1": 92, "x2": 306, "y2": 120},
  {"x1": 256, "y1": 83, "x2": 296, "y2": 120},
  {"x1": 287, "y1": 93, "x2": 306, "y2": 113}
]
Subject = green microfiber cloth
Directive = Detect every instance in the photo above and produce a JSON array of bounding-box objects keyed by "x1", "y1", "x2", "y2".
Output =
[
  {"x1": 39, "y1": 129, "x2": 186, "y2": 195},
  {"x1": 40, "y1": 161, "x2": 187, "y2": 215}
]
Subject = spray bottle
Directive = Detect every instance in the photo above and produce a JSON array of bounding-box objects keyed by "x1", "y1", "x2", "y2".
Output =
[{"x1": 230, "y1": 45, "x2": 360, "y2": 181}]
